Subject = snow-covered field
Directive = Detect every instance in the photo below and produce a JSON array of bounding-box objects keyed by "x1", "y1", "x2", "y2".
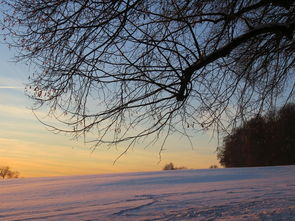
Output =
[{"x1": 0, "y1": 166, "x2": 294, "y2": 221}]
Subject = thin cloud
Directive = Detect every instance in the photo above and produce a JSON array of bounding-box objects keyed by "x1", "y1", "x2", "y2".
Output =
[
  {"x1": 0, "y1": 86, "x2": 21, "y2": 89},
  {"x1": 0, "y1": 76, "x2": 25, "y2": 90},
  {"x1": 0, "y1": 86, "x2": 23, "y2": 89}
]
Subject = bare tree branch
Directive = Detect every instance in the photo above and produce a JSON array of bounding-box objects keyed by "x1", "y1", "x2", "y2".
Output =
[{"x1": 1, "y1": 0, "x2": 294, "y2": 153}]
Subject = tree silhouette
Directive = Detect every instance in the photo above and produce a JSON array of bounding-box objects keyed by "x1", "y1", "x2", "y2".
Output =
[
  {"x1": 0, "y1": 166, "x2": 20, "y2": 179},
  {"x1": 1, "y1": 1, "x2": 294, "y2": 152},
  {"x1": 163, "y1": 162, "x2": 186, "y2": 170},
  {"x1": 163, "y1": 163, "x2": 176, "y2": 171},
  {"x1": 217, "y1": 103, "x2": 295, "y2": 167}
]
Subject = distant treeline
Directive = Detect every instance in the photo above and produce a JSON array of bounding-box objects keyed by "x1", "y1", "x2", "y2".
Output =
[{"x1": 217, "y1": 103, "x2": 295, "y2": 167}]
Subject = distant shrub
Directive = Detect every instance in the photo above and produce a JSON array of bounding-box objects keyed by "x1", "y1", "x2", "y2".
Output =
[
  {"x1": 163, "y1": 162, "x2": 187, "y2": 170},
  {"x1": 209, "y1": 165, "x2": 218, "y2": 169},
  {"x1": 163, "y1": 162, "x2": 175, "y2": 170},
  {"x1": 0, "y1": 166, "x2": 20, "y2": 179}
]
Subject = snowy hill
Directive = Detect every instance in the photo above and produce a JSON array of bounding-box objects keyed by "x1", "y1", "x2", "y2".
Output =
[{"x1": 1, "y1": 166, "x2": 294, "y2": 220}]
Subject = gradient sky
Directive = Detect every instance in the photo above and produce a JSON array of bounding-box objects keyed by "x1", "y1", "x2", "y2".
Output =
[{"x1": 0, "y1": 41, "x2": 220, "y2": 178}]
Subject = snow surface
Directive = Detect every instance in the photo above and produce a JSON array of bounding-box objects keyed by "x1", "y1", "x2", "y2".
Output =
[{"x1": 0, "y1": 166, "x2": 295, "y2": 221}]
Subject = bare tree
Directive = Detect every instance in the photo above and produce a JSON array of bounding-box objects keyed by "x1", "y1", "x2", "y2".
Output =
[
  {"x1": 0, "y1": 166, "x2": 20, "y2": 179},
  {"x1": 163, "y1": 162, "x2": 186, "y2": 170},
  {"x1": 1, "y1": 0, "x2": 294, "y2": 154}
]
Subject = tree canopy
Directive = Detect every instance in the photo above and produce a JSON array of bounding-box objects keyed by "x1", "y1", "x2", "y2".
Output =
[
  {"x1": 1, "y1": 0, "x2": 294, "y2": 152},
  {"x1": 217, "y1": 103, "x2": 295, "y2": 167}
]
